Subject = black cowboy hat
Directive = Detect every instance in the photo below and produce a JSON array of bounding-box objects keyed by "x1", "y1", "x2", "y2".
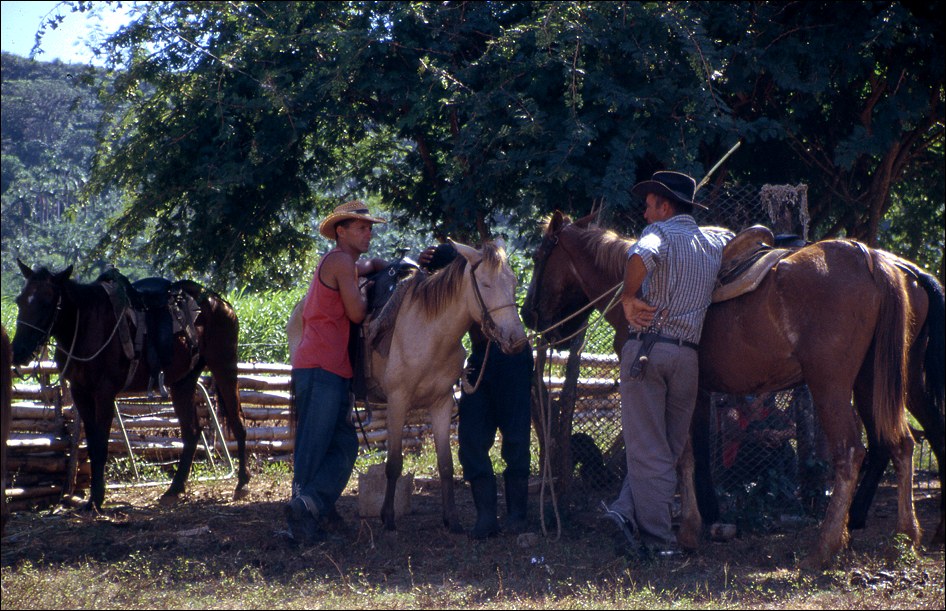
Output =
[{"x1": 630, "y1": 171, "x2": 708, "y2": 210}]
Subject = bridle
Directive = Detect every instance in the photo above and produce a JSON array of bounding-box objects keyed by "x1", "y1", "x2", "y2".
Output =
[
  {"x1": 14, "y1": 291, "x2": 62, "y2": 368},
  {"x1": 15, "y1": 281, "x2": 126, "y2": 378},
  {"x1": 468, "y1": 258, "x2": 519, "y2": 346},
  {"x1": 526, "y1": 227, "x2": 624, "y2": 348},
  {"x1": 461, "y1": 257, "x2": 521, "y2": 395}
]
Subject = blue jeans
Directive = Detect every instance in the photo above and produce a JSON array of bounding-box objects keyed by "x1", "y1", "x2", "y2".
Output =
[
  {"x1": 291, "y1": 367, "x2": 358, "y2": 515},
  {"x1": 458, "y1": 344, "x2": 533, "y2": 482}
]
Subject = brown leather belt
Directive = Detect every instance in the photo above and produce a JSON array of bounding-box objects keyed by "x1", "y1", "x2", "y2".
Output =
[{"x1": 629, "y1": 331, "x2": 699, "y2": 352}]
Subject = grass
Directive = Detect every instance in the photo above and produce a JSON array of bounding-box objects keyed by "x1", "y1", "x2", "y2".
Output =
[{"x1": 2, "y1": 457, "x2": 943, "y2": 610}]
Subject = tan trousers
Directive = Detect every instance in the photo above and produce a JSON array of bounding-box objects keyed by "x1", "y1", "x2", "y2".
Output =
[{"x1": 609, "y1": 339, "x2": 699, "y2": 547}]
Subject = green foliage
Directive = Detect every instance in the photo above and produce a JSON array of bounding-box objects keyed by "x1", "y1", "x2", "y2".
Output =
[
  {"x1": 0, "y1": 52, "x2": 155, "y2": 295},
  {"x1": 3, "y1": 2, "x2": 942, "y2": 293},
  {"x1": 79, "y1": 1, "x2": 942, "y2": 289},
  {"x1": 228, "y1": 285, "x2": 308, "y2": 363}
]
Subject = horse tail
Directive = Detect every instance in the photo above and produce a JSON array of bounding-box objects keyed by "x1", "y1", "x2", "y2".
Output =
[{"x1": 870, "y1": 253, "x2": 911, "y2": 448}]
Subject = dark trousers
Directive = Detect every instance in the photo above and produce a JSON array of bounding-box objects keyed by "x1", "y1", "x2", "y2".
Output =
[
  {"x1": 458, "y1": 344, "x2": 533, "y2": 482},
  {"x1": 291, "y1": 367, "x2": 358, "y2": 515}
]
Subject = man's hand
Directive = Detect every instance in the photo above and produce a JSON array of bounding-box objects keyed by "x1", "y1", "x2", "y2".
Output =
[
  {"x1": 623, "y1": 295, "x2": 657, "y2": 329},
  {"x1": 419, "y1": 246, "x2": 437, "y2": 269}
]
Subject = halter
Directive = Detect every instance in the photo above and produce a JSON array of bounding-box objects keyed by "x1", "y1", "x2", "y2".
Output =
[
  {"x1": 462, "y1": 257, "x2": 520, "y2": 394},
  {"x1": 526, "y1": 227, "x2": 623, "y2": 348},
  {"x1": 16, "y1": 283, "x2": 127, "y2": 378},
  {"x1": 15, "y1": 293, "x2": 62, "y2": 366},
  {"x1": 467, "y1": 258, "x2": 518, "y2": 345}
]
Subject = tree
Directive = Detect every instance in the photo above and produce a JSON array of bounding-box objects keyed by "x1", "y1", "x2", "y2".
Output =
[
  {"x1": 695, "y1": 1, "x2": 945, "y2": 248},
  {"x1": 0, "y1": 52, "x2": 138, "y2": 294},
  {"x1": 77, "y1": 1, "x2": 943, "y2": 288}
]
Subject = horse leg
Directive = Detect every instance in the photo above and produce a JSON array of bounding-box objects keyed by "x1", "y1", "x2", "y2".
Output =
[
  {"x1": 691, "y1": 389, "x2": 720, "y2": 525},
  {"x1": 905, "y1": 345, "x2": 946, "y2": 546},
  {"x1": 802, "y1": 385, "x2": 866, "y2": 569},
  {"x1": 74, "y1": 387, "x2": 113, "y2": 512},
  {"x1": 211, "y1": 369, "x2": 250, "y2": 500},
  {"x1": 162, "y1": 371, "x2": 202, "y2": 505},
  {"x1": 676, "y1": 436, "x2": 702, "y2": 551},
  {"x1": 849, "y1": 441, "x2": 889, "y2": 530},
  {"x1": 849, "y1": 372, "x2": 889, "y2": 530},
  {"x1": 381, "y1": 397, "x2": 407, "y2": 531},
  {"x1": 888, "y1": 423, "x2": 921, "y2": 546},
  {"x1": 913, "y1": 409, "x2": 946, "y2": 545},
  {"x1": 431, "y1": 396, "x2": 462, "y2": 533},
  {"x1": 202, "y1": 313, "x2": 251, "y2": 500}
]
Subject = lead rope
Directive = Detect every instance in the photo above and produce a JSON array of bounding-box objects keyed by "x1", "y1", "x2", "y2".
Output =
[
  {"x1": 536, "y1": 344, "x2": 561, "y2": 540},
  {"x1": 460, "y1": 338, "x2": 492, "y2": 395},
  {"x1": 534, "y1": 280, "x2": 625, "y2": 540}
]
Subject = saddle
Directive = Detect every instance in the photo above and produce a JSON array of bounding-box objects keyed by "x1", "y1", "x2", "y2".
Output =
[
  {"x1": 131, "y1": 277, "x2": 201, "y2": 375},
  {"x1": 712, "y1": 225, "x2": 805, "y2": 303},
  {"x1": 350, "y1": 258, "x2": 419, "y2": 402},
  {"x1": 96, "y1": 270, "x2": 201, "y2": 393}
]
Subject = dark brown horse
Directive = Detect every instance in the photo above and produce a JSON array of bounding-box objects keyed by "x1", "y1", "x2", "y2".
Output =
[
  {"x1": 10, "y1": 261, "x2": 250, "y2": 511},
  {"x1": 522, "y1": 211, "x2": 944, "y2": 568}
]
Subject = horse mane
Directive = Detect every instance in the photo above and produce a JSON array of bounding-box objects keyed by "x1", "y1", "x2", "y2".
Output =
[
  {"x1": 409, "y1": 241, "x2": 507, "y2": 320},
  {"x1": 565, "y1": 222, "x2": 635, "y2": 279}
]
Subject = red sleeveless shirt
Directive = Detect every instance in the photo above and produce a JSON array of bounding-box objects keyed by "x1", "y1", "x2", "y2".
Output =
[{"x1": 291, "y1": 251, "x2": 352, "y2": 378}]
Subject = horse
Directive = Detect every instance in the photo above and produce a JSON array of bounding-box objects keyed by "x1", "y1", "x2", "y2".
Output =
[
  {"x1": 1, "y1": 325, "x2": 11, "y2": 535},
  {"x1": 521, "y1": 211, "x2": 945, "y2": 568},
  {"x1": 10, "y1": 261, "x2": 251, "y2": 512},
  {"x1": 287, "y1": 240, "x2": 529, "y2": 532}
]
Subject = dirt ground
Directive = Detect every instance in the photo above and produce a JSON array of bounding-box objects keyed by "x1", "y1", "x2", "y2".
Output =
[{"x1": 1, "y1": 461, "x2": 943, "y2": 609}]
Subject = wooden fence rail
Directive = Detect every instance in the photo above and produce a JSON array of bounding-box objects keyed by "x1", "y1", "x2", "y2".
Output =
[{"x1": 4, "y1": 355, "x2": 620, "y2": 510}]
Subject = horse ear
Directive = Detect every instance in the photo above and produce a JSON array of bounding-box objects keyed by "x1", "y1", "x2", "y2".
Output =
[
  {"x1": 54, "y1": 265, "x2": 74, "y2": 283},
  {"x1": 548, "y1": 210, "x2": 569, "y2": 234},
  {"x1": 17, "y1": 258, "x2": 33, "y2": 279},
  {"x1": 449, "y1": 239, "x2": 482, "y2": 264},
  {"x1": 574, "y1": 212, "x2": 597, "y2": 228}
]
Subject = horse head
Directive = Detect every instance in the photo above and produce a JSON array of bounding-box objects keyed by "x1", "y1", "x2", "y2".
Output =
[
  {"x1": 11, "y1": 260, "x2": 73, "y2": 366},
  {"x1": 452, "y1": 239, "x2": 529, "y2": 355},
  {"x1": 521, "y1": 211, "x2": 594, "y2": 346}
]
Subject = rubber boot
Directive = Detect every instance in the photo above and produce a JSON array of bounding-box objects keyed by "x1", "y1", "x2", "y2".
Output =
[
  {"x1": 504, "y1": 474, "x2": 529, "y2": 534},
  {"x1": 469, "y1": 476, "x2": 500, "y2": 539}
]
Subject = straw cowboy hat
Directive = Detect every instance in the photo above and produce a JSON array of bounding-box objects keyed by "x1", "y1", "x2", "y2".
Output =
[
  {"x1": 630, "y1": 171, "x2": 708, "y2": 210},
  {"x1": 318, "y1": 200, "x2": 387, "y2": 240}
]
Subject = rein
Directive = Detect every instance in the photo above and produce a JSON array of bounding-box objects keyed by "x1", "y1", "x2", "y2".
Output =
[
  {"x1": 527, "y1": 235, "x2": 624, "y2": 348},
  {"x1": 462, "y1": 258, "x2": 514, "y2": 395},
  {"x1": 467, "y1": 258, "x2": 518, "y2": 345},
  {"x1": 526, "y1": 225, "x2": 625, "y2": 539},
  {"x1": 21, "y1": 285, "x2": 128, "y2": 379}
]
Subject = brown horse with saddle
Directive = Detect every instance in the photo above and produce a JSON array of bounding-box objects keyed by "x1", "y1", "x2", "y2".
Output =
[
  {"x1": 10, "y1": 261, "x2": 251, "y2": 512},
  {"x1": 522, "y1": 211, "x2": 944, "y2": 568}
]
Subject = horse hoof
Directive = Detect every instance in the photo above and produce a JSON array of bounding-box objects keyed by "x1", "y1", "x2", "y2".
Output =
[
  {"x1": 232, "y1": 487, "x2": 250, "y2": 502},
  {"x1": 159, "y1": 494, "x2": 181, "y2": 507},
  {"x1": 79, "y1": 501, "x2": 100, "y2": 515}
]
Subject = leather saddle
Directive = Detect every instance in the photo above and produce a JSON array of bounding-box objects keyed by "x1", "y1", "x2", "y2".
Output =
[
  {"x1": 712, "y1": 225, "x2": 805, "y2": 303},
  {"x1": 350, "y1": 258, "x2": 419, "y2": 402},
  {"x1": 96, "y1": 270, "x2": 201, "y2": 391}
]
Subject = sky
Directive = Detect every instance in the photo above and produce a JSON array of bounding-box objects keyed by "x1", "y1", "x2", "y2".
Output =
[{"x1": 1, "y1": 1, "x2": 133, "y2": 65}]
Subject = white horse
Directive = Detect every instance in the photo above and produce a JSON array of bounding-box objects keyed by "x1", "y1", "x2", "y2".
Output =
[{"x1": 288, "y1": 240, "x2": 529, "y2": 532}]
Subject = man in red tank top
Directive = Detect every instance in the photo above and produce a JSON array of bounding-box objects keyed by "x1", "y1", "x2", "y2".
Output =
[{"x1": 286, "y1": 201, "x2": 387, "y2": 545}]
